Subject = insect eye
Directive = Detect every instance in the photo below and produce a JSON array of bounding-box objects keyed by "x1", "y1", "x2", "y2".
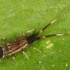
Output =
[{"x1": 0, "y1": 47, "x2": 3, "y2": 58}]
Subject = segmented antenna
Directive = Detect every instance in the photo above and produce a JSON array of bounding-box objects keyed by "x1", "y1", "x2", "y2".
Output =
[{"x1": 36, "y1": 6, "x2": 70, "y2": 35}]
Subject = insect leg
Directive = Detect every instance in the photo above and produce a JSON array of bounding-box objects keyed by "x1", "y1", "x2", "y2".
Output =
[
  {"x1": 12, "y1": 54, "x2": 16, "y2": 60},
  {"x1": 25, "y1": 29, "x2": 35, "y2": 37},
  {"x1": 16, "y1": 35, "x2": 20, "y2": 38},
  {"x1": 30, "y1": 46, "x2": 42, "y2": 53},
  {"x1": 36, "y1": 6, "x2": 70, "y2": 35},
  {"x1": 0, "y1": 38, "x2": 9, "y2": 42},
  {"x1": 16, "y1": 34, "x2": 22, "y2": 40},
  {"x1": 22, "y1": 51, "x2": 29, "y2": 60},
  {"x1": 8, "y1": 54, "x2": 16, "y2": 63}
]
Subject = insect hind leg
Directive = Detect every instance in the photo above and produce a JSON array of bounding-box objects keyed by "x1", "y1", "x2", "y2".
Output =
[{"x1": 22, "y1": 51, "x2": 29, "y2": 60}]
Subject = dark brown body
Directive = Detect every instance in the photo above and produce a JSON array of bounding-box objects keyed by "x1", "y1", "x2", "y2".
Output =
[{"x1": 2, "y1": 38, "x2": 28, "y2": 58}]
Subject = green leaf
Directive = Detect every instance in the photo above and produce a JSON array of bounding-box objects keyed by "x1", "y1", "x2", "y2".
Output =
[{"x1": 0, "y1": 0, "x2": 70, "y2": 70}]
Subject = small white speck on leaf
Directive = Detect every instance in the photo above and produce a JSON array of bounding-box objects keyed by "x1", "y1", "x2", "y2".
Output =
[
  {"x1": 39, "y1": 61, "x2": 42, "y2": 64},
  {"x1": 66, "y1": 63, "x2": 68, "y2": 67},
  {"x1": 46, "y1": 40, "x2": 53, "y2": 49}
]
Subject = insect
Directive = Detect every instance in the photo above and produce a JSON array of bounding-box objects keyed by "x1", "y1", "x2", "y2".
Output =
[{"x1": 0, "y1": 6, "x2": 70, "y2": 60}]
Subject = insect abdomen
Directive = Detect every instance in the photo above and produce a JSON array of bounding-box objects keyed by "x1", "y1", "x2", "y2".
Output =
[{"x1": 0, "y1": 38, "x2": 28, "y2": 58}]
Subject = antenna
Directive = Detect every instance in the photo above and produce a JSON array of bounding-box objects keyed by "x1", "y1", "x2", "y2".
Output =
[{"x1": 36, "y1": 6, "x2": 70, "y2": 35}]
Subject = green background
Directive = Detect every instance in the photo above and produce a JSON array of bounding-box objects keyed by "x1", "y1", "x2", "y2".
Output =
[{"x1": 0, "y1": 0, "x2": 70, "y2": 70}]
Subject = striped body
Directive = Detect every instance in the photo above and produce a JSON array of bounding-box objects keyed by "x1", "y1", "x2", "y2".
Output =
[
  {"x1": 0, "y1": 32, "x2": 38, "y2": 59},
  {"x1": 2, "y1": 38, "x2": 28, "y2": 58}
]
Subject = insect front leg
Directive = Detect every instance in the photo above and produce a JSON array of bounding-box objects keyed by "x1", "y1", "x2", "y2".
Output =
[{"x1": 25, "y1": 29, "x2": 35, "y2": 37}]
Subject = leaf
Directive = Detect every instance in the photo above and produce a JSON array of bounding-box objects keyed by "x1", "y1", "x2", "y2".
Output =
[{"x1": 0, "y1": 0, "x2": 70, "y2": 70}]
